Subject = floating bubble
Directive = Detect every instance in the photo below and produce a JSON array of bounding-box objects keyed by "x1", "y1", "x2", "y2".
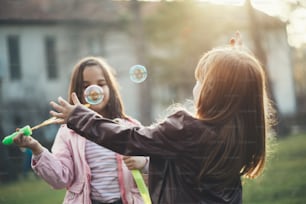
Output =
[
  {"x1": 129, "y1": 65, "x2": 147, "y2": 83},
  {"x1": 84, "y1": 85, "x2": 104, "y2": 105}
]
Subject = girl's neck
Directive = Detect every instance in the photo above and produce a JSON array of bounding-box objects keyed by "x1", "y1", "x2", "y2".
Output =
[{"x1": 99, "y1": 110, "x2": 109, "y2": 118}]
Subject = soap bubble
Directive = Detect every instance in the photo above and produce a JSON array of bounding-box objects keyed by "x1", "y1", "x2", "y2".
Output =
[
  {"x1": 129, "y1": 65, "x2": 147, "y2": 83},
  {"x1": 84, "y1": 85, "x2": 104, "y2": 105}
]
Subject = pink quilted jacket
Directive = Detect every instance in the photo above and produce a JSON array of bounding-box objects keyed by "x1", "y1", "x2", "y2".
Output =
[{"x1": 32, "y1": 122, "x2": 144, "y2": 204}]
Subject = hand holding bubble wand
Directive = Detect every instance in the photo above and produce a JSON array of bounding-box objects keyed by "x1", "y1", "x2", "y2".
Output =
[
  {"x1": 2, "y1": 66, "x2": 150, "y2": 201},
  {"x1": 1, "y1": 85, "x2": 104, "y2": 146},
  {"x1": 0, "y1": 66, "x2": 148, "y2": 143},
  {"x1": 1, "y1": 80, "x2": 152, "y2": 204}
]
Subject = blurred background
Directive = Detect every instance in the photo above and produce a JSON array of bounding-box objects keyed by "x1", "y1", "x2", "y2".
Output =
[{"x1": 0, "y1": 0, "x2": 305, "y2": 203}]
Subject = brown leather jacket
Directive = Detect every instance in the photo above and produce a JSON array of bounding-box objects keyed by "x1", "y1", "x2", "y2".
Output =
[{"x1": 67, "y1": 106, "x2": 242, "y2": 204}]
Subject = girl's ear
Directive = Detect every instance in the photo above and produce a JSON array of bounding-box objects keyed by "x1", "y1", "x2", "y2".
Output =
[{"x1": 71, "y1": 92, "x2": 81, "y2": 105}]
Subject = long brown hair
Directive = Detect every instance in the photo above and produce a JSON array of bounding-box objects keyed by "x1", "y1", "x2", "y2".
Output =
[
  {"x1": 68, "y1": 56, "x2": 127, "y2": 119},
  {"x1": 195, "y1": 47, "x2": 275, "y2": 183}
]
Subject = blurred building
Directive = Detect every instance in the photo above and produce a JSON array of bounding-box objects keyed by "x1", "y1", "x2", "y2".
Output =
[
  {"x1": 0, "y1": 0, "x2": 143, "y2": 181},
  {"x1": 0, "y1": 0, "x2": 298, "y2": 133},
  {"x1": 145, "y1": 2, "x2": 297, "y2": 123},
  {"x1": 0, "y1": 0, "x2": 143, "y2": 138},
  {"x1": 0, "y1": 0, "x2": 299, "y2": 182}
]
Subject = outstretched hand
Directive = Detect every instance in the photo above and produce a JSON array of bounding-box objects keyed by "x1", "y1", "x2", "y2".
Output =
[
  {"x1": 229, "y1": 31, "x2": 243, "y2": 48},
  {"x1": 49, "y1": 92, "x2": 81, "y2": 124}
]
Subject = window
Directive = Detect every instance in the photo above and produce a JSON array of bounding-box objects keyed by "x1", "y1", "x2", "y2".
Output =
[
  {"x1": 45, "y1": 36, "x2": 58, "y2": 79},
  {"x1": 87, "y1": 36, "x2": 99, "y2": 55},
  {"x1": 7, "y1": 35, "x2": 21, "y2": 80}
]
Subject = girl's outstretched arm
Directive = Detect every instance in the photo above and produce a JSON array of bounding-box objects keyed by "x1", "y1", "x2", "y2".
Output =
[{"x1": 50, "y1": 92, "x2": 193, "y2": 157}]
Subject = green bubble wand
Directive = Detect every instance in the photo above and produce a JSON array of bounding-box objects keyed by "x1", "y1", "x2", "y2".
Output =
[{"x1": 1, "y1": 117, "x2": 58, "y2": 145}]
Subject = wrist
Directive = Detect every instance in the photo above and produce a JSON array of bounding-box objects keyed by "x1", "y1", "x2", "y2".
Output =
[{"x1": 31, "y1": 142, "x2": 44, "y2": 155}]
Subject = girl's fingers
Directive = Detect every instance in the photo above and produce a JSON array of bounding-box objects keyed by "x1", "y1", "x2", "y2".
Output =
[
  {"x1": 50, "y1": 97, "x2": 70, "y2": 113},
  {"x1": 13, "y1": 133, "x2": 21, "y2": 144},
  {"x1": 58, "y1": 96, "x2": 71, "y2": 107},
  {"x1": 71, "y1": 92, "x2": 81, "y2": 105},
  {"x1": 122, "y1": 155, "x2": 129, "y2": 160},
  {"x1": 49, "y1": 110, "x2": 63, "y2": 118},
  {"x1": 230, "y1": 31, "x2": 243, "y2": 48},
  {"x1": 50, "y1": 97, "x2": 74, "y2": 124},
  {"x1": 50, "y1": 101, "x2": 65, "y2": 114},
  {"x1": 13, "y1": 133, "x2": 27, "y2": 145},
  {"x1": 49, "y1": 113, "x2": 65, "y2": 124}
]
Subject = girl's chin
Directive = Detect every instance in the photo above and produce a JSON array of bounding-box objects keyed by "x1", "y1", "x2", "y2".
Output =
[{"x1": 90, "y1": 105, "x2": 105, "y2": 113}]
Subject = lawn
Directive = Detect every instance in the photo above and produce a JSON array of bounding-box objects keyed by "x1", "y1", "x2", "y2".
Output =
[
  {"x1": 243, "y1": 133, "x2": 306, "y2": 204},
  {"x1": 0, "y1": 174, "x2": 65, "y2": 204},
  {"x1": 0, "y1": 133, "x2": 305, "y2": 204}
]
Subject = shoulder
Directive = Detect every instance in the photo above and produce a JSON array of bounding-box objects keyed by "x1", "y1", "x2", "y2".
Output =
[
  {"x1": 154, "y1": 110, "x2": 195, "y2": 133},
  {"x1": 54, "y1": 124, "x2": 78, "y2": 141},
  {"x1": 125, "y1": 117, "x2": 142, "y2": 126},
  {"x1": 166, "y1": 110, "x2": 213, "y2": 134},
  {"x1": 52, "y1": 125, "x2": 82, "y2": 152},
  {"x1": 57, "y1": 124, "x2": 76, "y2": 134},
  {"x1": 167, "y1": 110, "x2": 195, "y2": 123}
]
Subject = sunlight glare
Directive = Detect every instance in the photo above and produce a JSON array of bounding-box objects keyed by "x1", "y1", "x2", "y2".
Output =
[
  {"x1": 287, "y1": 8, "x2": 306, "y2": 48},
  {"x1": 206, "y1": 0, "x2": 244, "y2": 6},
  {"x1": 251, "y1": 0, "x2": 284, "y2": 17},
  {"x1": 200, "y1": 0, "x2": 306, "y2": 47}
]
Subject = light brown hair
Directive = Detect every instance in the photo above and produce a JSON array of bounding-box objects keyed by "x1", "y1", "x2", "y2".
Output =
[
  {"x1": 195, "y1": 47, "x2": 275, "y2": 183},
  {"x1": 68, "y1": 56, "x2": 127, "y2": 119}
]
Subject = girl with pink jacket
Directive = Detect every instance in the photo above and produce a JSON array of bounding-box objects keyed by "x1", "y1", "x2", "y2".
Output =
[{"x1": 14, "y1": 57, "x2": 148, "y2": 204}]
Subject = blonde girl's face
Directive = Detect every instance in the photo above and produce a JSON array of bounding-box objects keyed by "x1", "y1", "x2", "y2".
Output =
[{"x1": 82, "y1": 65, "x2": 110, "y2": 114}]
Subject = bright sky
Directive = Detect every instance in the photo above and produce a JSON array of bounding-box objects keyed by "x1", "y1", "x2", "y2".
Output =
[
  {"x1": 204, "y1": 0, "x2": 306, "y2": 48},
  {"x1": 205, "y1": 0, "x2": 285, "y2": 16}
]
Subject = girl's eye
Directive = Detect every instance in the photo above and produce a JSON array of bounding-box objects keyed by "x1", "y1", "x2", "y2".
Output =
[
  {"x1": 98, "y1": 83, "x2": 106, "y2": 87},
  {"x1": 82, "y1": 83, "x2": 106, "y2": 90}
]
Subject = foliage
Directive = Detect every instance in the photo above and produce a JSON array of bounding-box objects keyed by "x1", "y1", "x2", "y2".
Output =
[{"x1": 143, "y1": 1, "x2": 244, "y2": 103}]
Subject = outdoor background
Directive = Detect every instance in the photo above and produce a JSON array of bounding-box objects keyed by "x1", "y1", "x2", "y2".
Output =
[{"x1": 0, "y1": 0, "x2": 306, "y2": 203}]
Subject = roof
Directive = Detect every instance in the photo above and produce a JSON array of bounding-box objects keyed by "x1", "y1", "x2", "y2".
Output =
[
  {"x1": 0, "y1": 0, "x2": 129, "y2": 24},
  {"x1": 0, "y1": 0, "x2": 284, "y2": 28}
]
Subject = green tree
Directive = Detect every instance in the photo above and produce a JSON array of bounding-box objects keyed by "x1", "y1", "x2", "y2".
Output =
[{"x1": 144, "y1": 1, "x2": 240, "y2": 103}]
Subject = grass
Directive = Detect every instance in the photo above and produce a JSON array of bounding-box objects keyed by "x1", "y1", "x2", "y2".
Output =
[
  {"x1": 243, "y1": 133, "x2": 306, "y2": 204},
  {"x1": 0, "y1": 133, "x2": 305, "y2": 204},
  {"x1": 0, "y1": 174, "x2": 65, "y2": 204}
]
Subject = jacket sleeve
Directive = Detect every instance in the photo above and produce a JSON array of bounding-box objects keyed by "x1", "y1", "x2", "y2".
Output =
[
  {"x1": 67, "y1": 105, "x2": 192, "y2": 157},
  {"x1": 31, "y1": 125, "x2": 75, "y2": 189}
]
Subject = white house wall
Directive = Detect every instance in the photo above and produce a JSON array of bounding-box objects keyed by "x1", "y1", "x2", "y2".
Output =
[
  {"x1": 0, "y1": 24, "x2": 140, "y2": 134},
  {"x1": 0, "y1": 25, "x2": 70, "y2": 102},
  {"x1": 264, "y1": 29, "x2": 297, "y2": 116},
  {"x1": 103, "y1": 31, "x2": 141, "y2": 120}
]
